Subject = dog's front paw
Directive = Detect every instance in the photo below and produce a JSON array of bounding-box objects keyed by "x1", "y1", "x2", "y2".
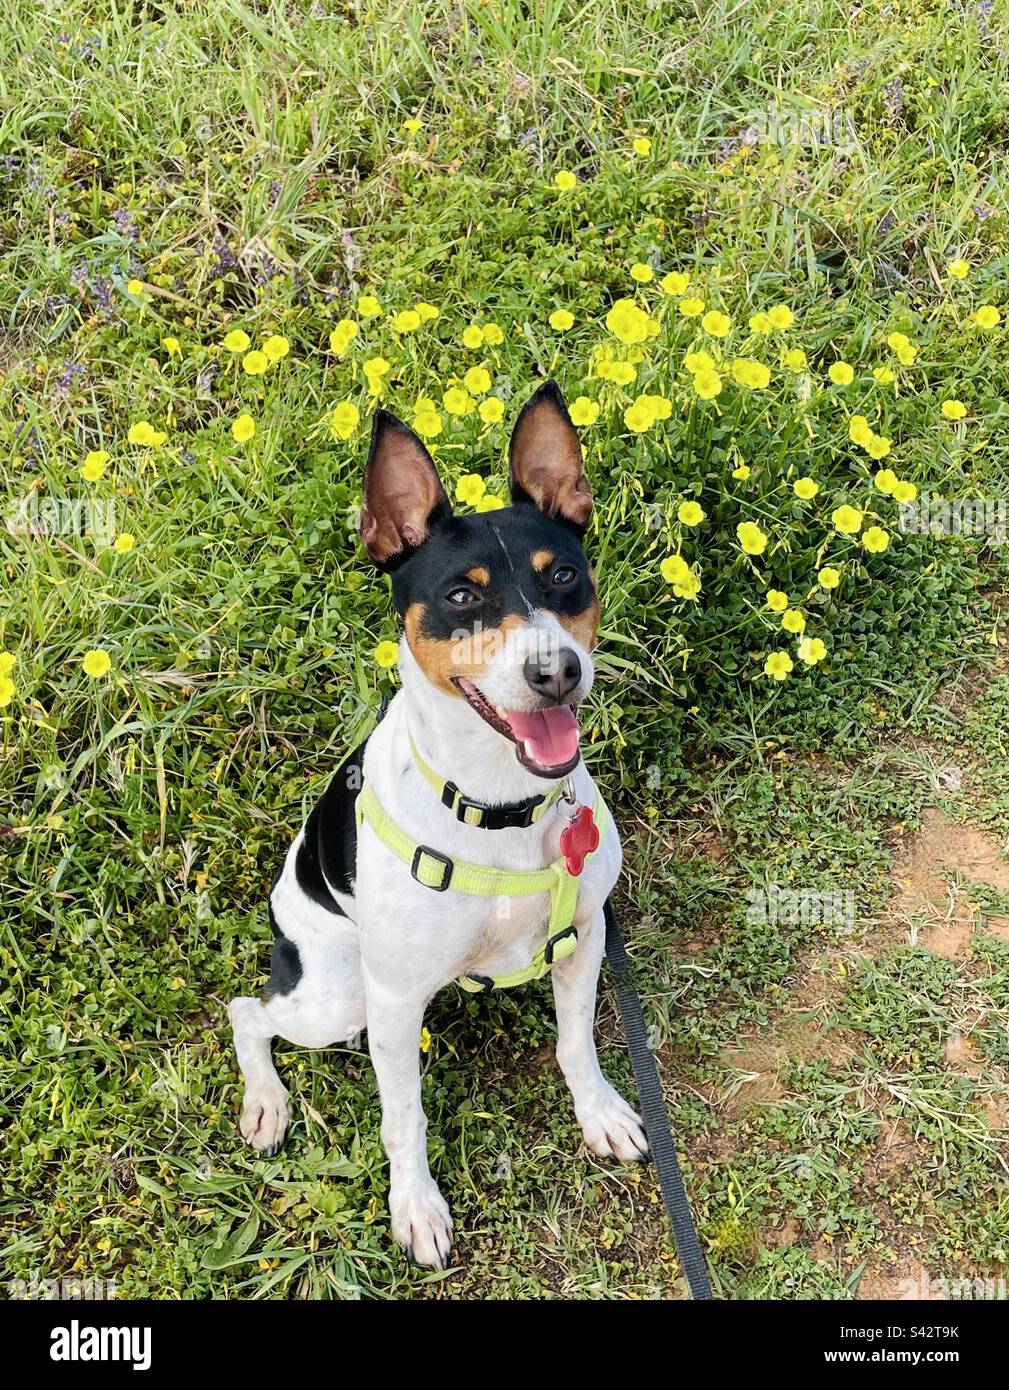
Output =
[
  {"x1": 391, "y1": 1177, "x2": 454, "y2": 1270},
  {"x1": 576, "y1": 1084, "x2": 649, "y2": 1162},
  {"x1": 240, "y1": 1083, "x2": 290, "y2": 1157}
]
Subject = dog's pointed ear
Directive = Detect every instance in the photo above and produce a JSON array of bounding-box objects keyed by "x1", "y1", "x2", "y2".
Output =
[
  {"x1": 508, "y1": 380, "x2": 593, "y2": 532},
  {"x1": 360, "y1": 410, "x2": 452, "y2": 566}
]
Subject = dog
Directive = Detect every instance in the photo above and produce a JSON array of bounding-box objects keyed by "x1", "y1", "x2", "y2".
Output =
[{"x1": 228, "y1": 381, "x2": 647, "y2": 1268}]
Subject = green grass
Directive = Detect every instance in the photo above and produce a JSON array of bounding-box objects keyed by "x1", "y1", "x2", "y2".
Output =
[{"x1": 3, "y1": 0, "x2": 1009, "y2": 1300}]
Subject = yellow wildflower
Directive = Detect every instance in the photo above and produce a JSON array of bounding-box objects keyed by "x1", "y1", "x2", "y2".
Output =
[
  {"x1": 693, "y1": 369, "x2": 722, "y2": 400},
  {"x1": 329, "y1": 402, "x2": 361, "y2": 440},
  {"x1": 414, "y1": 408, "x2": 442, "y2": 439},
  {"x1": 456, "y1": 474, "x2": 486, "y2": 505},
  {"x1": 606, "y1": 297, "x2": 654, "y2": 344},
  {"x1": 263, "y1": 334, "x2": 290, "y2": 362},
  {"x1": 569, "y1": 397, "x2": 599, "y2": 426},
  {"x1": 684, "y1": 350, "x2": 714, "y2": 374},
  {"x1": 82, "y1": 649, "x2": 112, "y2": 678},
  {"x1": 737, "y1": 521, "x2": 767, "y2": 555},
  {"x1": 701, "y1": 310, "x2": 730, "y2": 337},
  {"x1": 797, "y1": 637, "x2": 827, "y2": 665},
  {"x1": 443, "y1": 387, "x2": 474, "y2": 417},
  {"x1": 81, "y1": 450, "x2": 109, "y2": 481},
  {"x1": 764, "y1": 651, "x2": 793, "y2": 681},
  {"x1": 661, "y1": 272, "x2": 690, "y2": 297},
  {"x1": 340, "y1": 316, "x2": 372, "y2": 361},
  {"x1": 391, "y1": 309, "x2": 421, "y2": 333},
  {"x1": 828, "y1": 361, "x2": 854, "y2": 386},
  {"x1": 832, "y1": 505, "x2": 863, "y2": 534},
  {"x1": 463, "y1": 366, "x2": 491, "y2": 394}
]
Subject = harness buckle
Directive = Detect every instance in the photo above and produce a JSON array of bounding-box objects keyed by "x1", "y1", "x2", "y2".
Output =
[
  {"x1": 544, "y1": 924, "x2": 578, "y2": 966},
  {"x1": 454, "y1": 791, "x2": 488, "y2": 826},
  {"x1": 411, "y1": 844, "x2": 453, "y2": 891},
  {"x1": 447, "y1": 783, "x2": 543, "y2": 829}
]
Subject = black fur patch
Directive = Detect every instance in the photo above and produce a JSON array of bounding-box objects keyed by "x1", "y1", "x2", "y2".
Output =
[
  {"x1": 390, "y1": 505, "x2": 594, "y2": 638},
  {"x1": 293, "y1": 736, "x2": 368, "y2": 912},
  {"x1": 266, "y1": 904, "x2": 303, "y2": 996}
]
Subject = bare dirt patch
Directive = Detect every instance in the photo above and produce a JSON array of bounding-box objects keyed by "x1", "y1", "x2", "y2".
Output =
[
  {"x1": 890, "y1": 808, "x2": 1009, "y2": 958},
  {"x1": 720, "y1": 960, "x2": 858, "y2": 1117},
  {"x1": 856, "y1": 1258, "x2": 947, "y2": 1301}
]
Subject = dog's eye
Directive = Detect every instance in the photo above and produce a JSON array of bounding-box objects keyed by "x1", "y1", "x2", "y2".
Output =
[
  {"x1": 552, "y1": 565, "x2": 578, "y2": 586},
  {"x1": 446, "y1": 587, "x2": 480, "y2": 606}
]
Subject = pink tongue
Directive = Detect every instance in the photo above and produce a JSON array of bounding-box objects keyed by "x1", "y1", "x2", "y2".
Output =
[{"x1": 506, "y1": 705, "x2": 580, "y2": 768}]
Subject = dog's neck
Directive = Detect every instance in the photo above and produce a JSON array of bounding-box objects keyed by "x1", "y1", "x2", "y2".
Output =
[{"x1": 397, "y1": 639, "x2": 563, "y2": 807}]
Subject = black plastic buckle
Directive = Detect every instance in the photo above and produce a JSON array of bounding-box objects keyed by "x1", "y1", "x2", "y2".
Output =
[
  {"x1": 544, "y1": 925, "x2": 578, "y2": 966},
  {"x1": 411, "y1": 844, "x2": 453, "y2": 891},
  {"x1": 464, "y1": 973, "x2": 496, "y2": 993},
  {"x1": 440, "y1": 776, "x2": 549, "y2": 830},
  {"x1": 483, "y1": 798, "x2": 542, "y2": 830},
  {"x1": 454, "y1": 792, "x2": 488, "y2": 825}
]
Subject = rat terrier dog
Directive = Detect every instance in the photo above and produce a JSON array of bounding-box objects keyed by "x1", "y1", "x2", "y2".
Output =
[{"x1": 229, "y1": 382, "x2": 646, "y2": 1268}]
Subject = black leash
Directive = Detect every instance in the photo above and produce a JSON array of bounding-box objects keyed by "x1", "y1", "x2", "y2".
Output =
[{"x1": 603, "y1": 899, "x2": 713, "y2": 1300}]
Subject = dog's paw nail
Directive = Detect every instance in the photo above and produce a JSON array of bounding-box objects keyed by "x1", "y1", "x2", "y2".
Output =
[
  {"x1": 393, "y1": 1182, "x2": 454, "y2": 1269},
  {"x1": 579, "y1": 1089, "x2": 649, "y2": 1163},
  {"x1": 239, "y1": 1087, "x2": 290, "y2": 1153}
]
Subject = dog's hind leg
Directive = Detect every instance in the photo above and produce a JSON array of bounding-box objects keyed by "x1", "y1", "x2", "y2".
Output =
[
  {"x1": 229, "y1": 914, "x2": 367, "y2": 1155},
  {"x1": 228, "y1": 996, "x2": 290, "y2": 1156}
]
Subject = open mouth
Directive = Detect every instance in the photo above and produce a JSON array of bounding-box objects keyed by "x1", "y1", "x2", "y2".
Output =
[{"x1": 453, "y1": 677, "x2": 581, "y2": 779}]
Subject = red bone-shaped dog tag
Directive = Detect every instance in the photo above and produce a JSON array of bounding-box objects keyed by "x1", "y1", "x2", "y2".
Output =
[{"x1": 560, "y1": 805, "x2": 599, "y2": 876}]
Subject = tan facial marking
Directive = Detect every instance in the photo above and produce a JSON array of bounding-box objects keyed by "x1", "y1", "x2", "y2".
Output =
[
  {"x1": 404, "y1": 605, "x2": 530, "y2": 696},
  {"x1": 531, "y1": 549, "x2": 555, "y2": 573},
  {"x1": 554, "y1": 568, "x2": 600, "y2": 651},
  {"x1": 465, "y1": 566, "x2": 490, "y2": 586}
]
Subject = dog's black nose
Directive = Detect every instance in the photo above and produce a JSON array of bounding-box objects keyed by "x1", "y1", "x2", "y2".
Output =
[{"x1": 523, "y1": 649, "x2": 581, "y2": 703}]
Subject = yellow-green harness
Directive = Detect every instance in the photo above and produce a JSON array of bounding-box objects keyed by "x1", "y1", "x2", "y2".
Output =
[{"x1": 355, "y1": 756, "x2": 605, "y2": 993}]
